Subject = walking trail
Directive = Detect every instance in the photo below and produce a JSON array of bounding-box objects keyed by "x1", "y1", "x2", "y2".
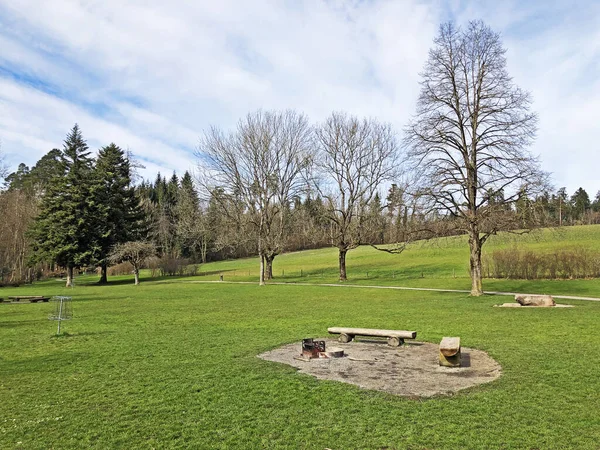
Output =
[{"x1": 178, "y1": 280, "x2": 600, "y2": 302}]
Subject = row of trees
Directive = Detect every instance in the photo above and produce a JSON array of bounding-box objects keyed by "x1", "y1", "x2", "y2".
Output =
[
  {"x1": 1, "y1": 126, "x2": 141, "y2": 286},
  {"x1": 196, "y1": 21, "x2": 547, "y2": 295},
  {"x1": 2, "y1": 21, "x2": 594, "y2": 294}
]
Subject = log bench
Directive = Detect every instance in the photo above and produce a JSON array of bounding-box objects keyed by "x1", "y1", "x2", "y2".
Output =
[
  {"x1": 327, "y1": 327, "x2": 417, "y2": 347},
  {"x1": 439, "y1": 337, "x2": 461, "y2": 367},
  {"x1": 8, "y1": 296, "x2": 51, "y2": 303}
]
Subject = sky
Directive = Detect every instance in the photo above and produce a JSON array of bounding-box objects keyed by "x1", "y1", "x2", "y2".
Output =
[{"x1": 0, "y1": 0, "x2": 599, "y2": 195}]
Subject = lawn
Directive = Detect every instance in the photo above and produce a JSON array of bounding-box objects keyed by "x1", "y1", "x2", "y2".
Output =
[
  {"x1": 165, "y1": 225, "x2": 600, "y2": 298},
  {"x1": 1, "y1": 225, "x2": 600, "y2": 448},
  {"x1": 2, "y1": 279, "x2": 600, "y2": 449}
]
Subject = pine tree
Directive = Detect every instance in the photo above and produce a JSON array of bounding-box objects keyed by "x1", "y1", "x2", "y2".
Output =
[
  {"x1": 176, "y1": 171, "x2": 204, "y2": 260},
  {"x1": 94, "y1": 143, "x2": 142, "y2": 283},
  {"x1": 570, "y1": 187, "x2": 591, "y2": 221},
  {"x1": 30, "y1": 124, "x2": 95, "y2": 287}
]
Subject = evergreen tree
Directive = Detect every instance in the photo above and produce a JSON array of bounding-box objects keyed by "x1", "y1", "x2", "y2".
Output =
[
  {"x1": 5, "y1": 163, "x2": 31, "y2": 191},
  {"x1": 94, "y1": 143, "x2": 142, "y2": 283},
  {"x1": 30, "y1": 124, "x2": 95, "y2": 287},
  {"x1": 175, "y1": 171, "x2": 205, "y2": 260},
  {"x1": 570, "y1": 187, "x2": 591, "y2": 221},
  {"x1": 29, "y1": 149, "x2": 63, "y2": 194},
  {"x1": 592, "y1": 191, "x2": 600, "y2": 212}
]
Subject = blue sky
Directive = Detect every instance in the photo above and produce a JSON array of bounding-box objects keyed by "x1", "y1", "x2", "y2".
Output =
[{"x1": 0, "y1": 0, "x2": 599, "y2": 195}]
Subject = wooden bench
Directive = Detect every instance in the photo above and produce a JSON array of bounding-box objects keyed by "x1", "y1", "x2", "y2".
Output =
[
  {"x1": 327, "y1": 327, "x2": 417, "y2": 347},
  {"x1": 439, "y1": 337, "x2": 461, "y2": 367},
  {"x1": 8, "y1": 296, "x2": 51, "y2": 303}
]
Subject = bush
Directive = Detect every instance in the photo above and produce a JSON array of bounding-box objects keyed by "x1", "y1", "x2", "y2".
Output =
[
  {"x1": 484, "y1": 246, "x2": 600, "y2": 280},
  {"x1": 146, "y1": 257, "x2": 161, "y2": 278},
  {"x1": 108, "y1": 262, "x2": 134, "y2": 276},
  {"x1": 157, "y1": 256, "x2": 199, "y2": 277}
]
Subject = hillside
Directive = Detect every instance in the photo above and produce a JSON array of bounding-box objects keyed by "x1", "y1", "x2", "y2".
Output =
[{"x1": 192, "y1": 225, "x2": 600, "y2": 297}]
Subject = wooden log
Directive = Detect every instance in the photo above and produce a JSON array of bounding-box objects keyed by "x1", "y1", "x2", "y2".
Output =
[
  {"x1": 439, "y1": 337, "x2": 461, "y2": 367},
  {"x1": 328, "y1": 327, "x2": 417, "y2": 339},
  {"x1": 387, "y1": 336, "x2": 403, "y2": 347},
  {"x1": 515, "y1": 294, "x2": 555, "y2": 307},
  {"x1": 325, "y1": 347, "x2": 344, "y2": 358},
  {"x1": 339, "y1": 333, "x2": 354, "y2": 343}
]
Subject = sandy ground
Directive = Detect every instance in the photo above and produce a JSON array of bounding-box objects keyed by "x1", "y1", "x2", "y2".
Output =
[{"x1": 258, "y1": 338, "x2": 502, "y2": 398}]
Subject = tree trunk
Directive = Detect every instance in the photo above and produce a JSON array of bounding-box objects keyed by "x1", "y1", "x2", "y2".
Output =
[
  {"x1": 201, "y1": 237, "x2": 207, "y2": 264},
  {"x1": 134, "y1": 267, "x2": 140, "y2": 285},
  {"x1": 259, "y1": 254, "x2": 265, "y2": 286},
  {"x1": 99, "y1": 262, "x2": 108, "y2": 284},
  {"x1": 338, "y1": 248, "x2": 348, "y2": 282},
  {"x1": 468, "y1": 225, "x2": 483, "y2": 296},
  {"x1": 66, "y1": 265, "x2": 74, "y2": 288},
  {"x1": 264, "y1": 254, "x2": 275, "y2": 280}
]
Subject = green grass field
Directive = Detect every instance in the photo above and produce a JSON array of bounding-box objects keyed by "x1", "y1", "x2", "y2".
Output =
[
  {"x1": 1, "y1": 225, "x2": 600, "y2": 448},
  {"x1": 173, "y1": 225, "x2": 600, "y2": 297}
]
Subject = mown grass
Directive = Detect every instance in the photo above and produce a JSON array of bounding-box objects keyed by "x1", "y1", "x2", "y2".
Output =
[
  {"x1": 1, "y1": 280, "x2": 600, "y2": 449},
  {"x1": 1, "y1": 225, "x2": 600, "y2": 448}
]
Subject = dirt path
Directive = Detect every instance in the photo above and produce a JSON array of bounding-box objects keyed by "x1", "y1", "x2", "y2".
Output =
[{"x1": 177, "y1": 280, "x2": 600, "y2": 302}]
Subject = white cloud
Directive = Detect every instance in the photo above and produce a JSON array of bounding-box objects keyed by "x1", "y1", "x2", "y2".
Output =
[{"x1": 0, "y1": 0, "x2": 598, "y2": 195}]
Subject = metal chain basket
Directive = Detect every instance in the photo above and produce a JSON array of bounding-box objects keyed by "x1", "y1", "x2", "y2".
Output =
[{"x1": 48, "y1": 296, "x2": 73, "y2": 334}]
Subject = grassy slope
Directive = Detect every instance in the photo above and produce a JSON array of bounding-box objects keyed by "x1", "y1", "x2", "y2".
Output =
[
  {"x1": 1, "y1": 225, "x2": 600, "y2": 448},
  {"x1": 177, "y1": 225, "x2": 600, "y2": 297}
]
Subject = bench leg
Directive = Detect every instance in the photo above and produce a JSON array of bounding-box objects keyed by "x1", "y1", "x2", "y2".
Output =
[
  {"x1": 387, "y1": 337, "x2": 404, "y2": 347},
  {"x1": 339, "y1": 333, "x2": 354, "y2": 343}
]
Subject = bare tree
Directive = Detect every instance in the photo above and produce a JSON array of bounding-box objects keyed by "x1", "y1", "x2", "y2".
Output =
[
  {"x1": 108, "y1": 241, "x2": 156, "y2": 285},
  {"x1": 197, "y1": 110, "x2": 312, "y2": 285},
  {"x1": 0, "y1": 144, "x2": 7, "y2": 182},
  {"x1": 0, "y1": 190, "x2": 38, "y2": 282},
  {"x1": 314, "y1": 112, "x2": 399, "y2": 281},
  {"x1": 405, "y1": 21, "x2": 545, "y2": 296}
]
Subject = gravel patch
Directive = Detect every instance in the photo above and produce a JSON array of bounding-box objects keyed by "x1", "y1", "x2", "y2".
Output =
[{"x1": 259, "y1": 338, "x2": 502, "y2": 398}]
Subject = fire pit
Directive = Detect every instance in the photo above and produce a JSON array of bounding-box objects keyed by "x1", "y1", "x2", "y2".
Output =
[
  {"x1": 300, "y1": 338, "x2": 345, "y2": 359},
  {"x1": 259, "y1": 338, "x2": 502, "y2": 398}
]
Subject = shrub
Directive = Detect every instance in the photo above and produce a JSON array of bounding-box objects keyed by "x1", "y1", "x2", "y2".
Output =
[
  {"x1": 484, "y1": 246, "x2": 600, "y2": 279},
  {"x1": 157, "y1": 256, "x2": 199, "y2": 277},
  {"x1": 108, "y1": 262, "x2": 134, "y2": 276}
]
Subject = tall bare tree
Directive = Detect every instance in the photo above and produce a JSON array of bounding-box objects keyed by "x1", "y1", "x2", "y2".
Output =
[
  {"x1": 198, "y1": 110, "x2": 312, "y2": 285},
  {"x1": 314, "y1": 112, "x2": 399, "y2": 281},
  {"x1": 405, "y1": 21, "x2": 545, "y2": 296}
]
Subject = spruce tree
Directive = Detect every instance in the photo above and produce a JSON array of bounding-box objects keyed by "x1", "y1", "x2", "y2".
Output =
[
  {"x1": 94, "y1": 143, "x2": 142, "y2": 283},
  {"x1": 176, "y1": 171, "x2": 202, "y2": 260},
  {"x1": 30, "y1": 124, "x2": 95, "y2": 287}
]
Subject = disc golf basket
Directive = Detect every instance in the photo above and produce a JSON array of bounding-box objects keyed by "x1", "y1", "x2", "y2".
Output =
[{"x1": 49, "y1": 296, "x2": 73, "y2": 335}]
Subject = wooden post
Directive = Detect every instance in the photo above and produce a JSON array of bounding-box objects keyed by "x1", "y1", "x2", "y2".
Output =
[
  {"x1": 439, "y1": 337, "x2": 461, "y2": 367},
  {"x1": 339, "y1": 333, "x2": 353, "y2": 343}
]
